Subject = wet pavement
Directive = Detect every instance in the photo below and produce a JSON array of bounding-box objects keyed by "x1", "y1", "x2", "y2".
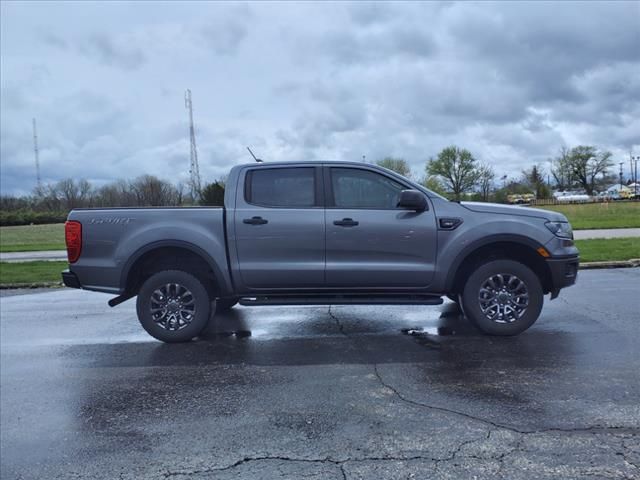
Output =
[{"x1": 1, "y1": 268, "x2": 639, "y2": 480}]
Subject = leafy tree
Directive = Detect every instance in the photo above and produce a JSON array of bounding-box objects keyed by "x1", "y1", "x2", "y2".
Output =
[
  {"x1": 494, "y1": 181, "x2": 532, "y2": 203},
  {"x1": 522, "y1": 165, "x2": 551, "y2": 199},
  {"x1": 420, "y1": 175, "x2": 449, "y2": 198},
  {"x1": 426, "y1": 146, "x2": 480, "y2": 200},
  {"x1": 477, "y1": 163, "x2": 495, "y2": 202},
  {"x1": 376, "y1": 157, "x2": 412, "y2": 178},
  {"x1": 200, "y1": 180, "x2": 226, "y2": 206},
  {"x1": 566, "y1": 146, "x2": 613, "y2": 195}
]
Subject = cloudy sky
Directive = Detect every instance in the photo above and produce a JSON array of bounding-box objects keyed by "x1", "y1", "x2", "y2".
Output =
[{"x1": 1, "y1": 1, "x2": 639, "y2": 195}]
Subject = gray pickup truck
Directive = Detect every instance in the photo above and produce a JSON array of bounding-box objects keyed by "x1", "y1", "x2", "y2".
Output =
[{"x1": 62, "y1": 161, "x2": 579, "y2": 342}]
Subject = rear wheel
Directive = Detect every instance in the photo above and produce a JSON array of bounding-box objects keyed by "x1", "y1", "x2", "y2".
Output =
[
  {"x1": 136, "y1": 270, "x2": 212, "y2": 342},
  {"x1": 461, "y1": 259, "x2": 543, "y2": 336}
]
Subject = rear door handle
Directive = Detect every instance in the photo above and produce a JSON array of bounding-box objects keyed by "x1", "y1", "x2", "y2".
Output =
[
  {"x1": 243, "y1": 216, "x2": 268, "y2": 225},
  {"x1": 333, "y1": 218, "x2": 359, "y2": 227}
]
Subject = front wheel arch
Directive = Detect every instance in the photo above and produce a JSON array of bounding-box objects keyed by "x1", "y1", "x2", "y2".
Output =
[{"x1": 447, "y1": 240, "x2": 552, "y2": 296}]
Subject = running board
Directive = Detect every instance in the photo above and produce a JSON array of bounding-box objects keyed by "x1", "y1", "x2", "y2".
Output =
[{"x1": 239, "y1": 295, "x2": 443, "y2": 307}]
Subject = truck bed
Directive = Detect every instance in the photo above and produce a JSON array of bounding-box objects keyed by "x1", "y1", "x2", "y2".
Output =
[{"x1": 67, "y1": 207, "x2": 228, "y2": 294}]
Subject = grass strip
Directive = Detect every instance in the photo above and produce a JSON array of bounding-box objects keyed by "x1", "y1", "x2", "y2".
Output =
[
  {"x1": 537, "y1": 202, "x2": 640, "y2": 230},
  {"x1": 0, "y1": 224, "x2": 66, "y2": 252},
  {"x1": 0, "y1": 261, "x2": 68, "y2": 285},
  {"x1": 574, "y1": 237, "x2": 640, "y2": 263}
]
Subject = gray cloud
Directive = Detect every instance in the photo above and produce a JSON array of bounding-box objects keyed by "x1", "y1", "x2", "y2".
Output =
[
  {"x1": 200, "y1": 4, "x2": 251, "y2": 56},
  {"x1": 79, "y1": 33, "x2": 146, "y2": 70},
  {"x1": 1, "y1": 1, "x2": 639, "y2": 195}
]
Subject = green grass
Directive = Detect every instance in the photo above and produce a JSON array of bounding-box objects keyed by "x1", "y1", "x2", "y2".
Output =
[
  {"x1": 0, "y1": 224, "x2": 65, "y2": 252},
  {"x1": 537, "y1": 202, "x2": 640, "y2": 230},
  {"x1": 0, "y1": 261, "x2": 67, "y2": 285},
  {"x1": 575, "y1": 237, "x2": 640, "y2": 262}
]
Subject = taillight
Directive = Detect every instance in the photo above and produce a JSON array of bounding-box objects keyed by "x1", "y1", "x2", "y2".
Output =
[{"x1": 65, "y1": 221, "x2": 82, "y2": 263}]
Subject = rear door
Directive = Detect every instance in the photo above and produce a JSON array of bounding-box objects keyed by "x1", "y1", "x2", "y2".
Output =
[
  {"x1": 234, "y1": 166, "x2": 325, "y2": 290},
  {"x1": 324, "y1": 166, "x2": 437, "y2": 288}
]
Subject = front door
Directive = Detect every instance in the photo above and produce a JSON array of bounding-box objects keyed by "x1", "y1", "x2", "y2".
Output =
[
  {"x1": 234, "y1": 166, "x2": 325, "y2": 290},
  {"x1": 324, "y1": 166, "x2": 437, "y2": 288}
]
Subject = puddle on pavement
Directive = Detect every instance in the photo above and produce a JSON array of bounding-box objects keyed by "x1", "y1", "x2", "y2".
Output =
[{"x1": 402, "y1": 326, "x2": 457, "y2": 337}]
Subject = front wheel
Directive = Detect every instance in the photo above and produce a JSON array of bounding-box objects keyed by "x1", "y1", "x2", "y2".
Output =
[
  {"x1": 136, "y1": 270, "x2": 212, "y2": 343},
  {"x1": 461, "y1": 259, "x2": 543, "y2": 336}
]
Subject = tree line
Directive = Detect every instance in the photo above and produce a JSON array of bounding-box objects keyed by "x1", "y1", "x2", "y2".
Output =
[
  {"x1": 0, "y1": 144, "x2": 621, "y2": 226},
  {"x1": 377, "y1": 144, "x2": 617, "y2": 201},
  {"x1": 0, "y1": 175, "x2": 227, "y2": 226}
]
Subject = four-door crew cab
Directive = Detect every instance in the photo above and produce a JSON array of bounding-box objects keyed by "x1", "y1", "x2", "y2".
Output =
[{"x1": 62, "y1": 162, "x2": 579, "y2": 342}]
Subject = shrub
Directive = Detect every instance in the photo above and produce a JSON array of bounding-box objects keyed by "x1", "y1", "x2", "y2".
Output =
[{"x1": 0, "y1": 210, "x2": 68, "y2": 226}]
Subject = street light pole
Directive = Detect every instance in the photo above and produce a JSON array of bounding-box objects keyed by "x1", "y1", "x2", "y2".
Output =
[
  {"x1": 631, "y1": 153, "x2": 639, "y2": 198},
  {"x1": 619, "y1": 162, "x2": 624, "y2": 188}
]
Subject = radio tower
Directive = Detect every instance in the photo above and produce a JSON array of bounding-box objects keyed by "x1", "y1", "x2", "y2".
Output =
[
  {"x1": 32, "y1": 118, "x2": 42, "y2": 191},
  {"x1": 184, "y1": 89, "x2": 202, "y2": 200}
]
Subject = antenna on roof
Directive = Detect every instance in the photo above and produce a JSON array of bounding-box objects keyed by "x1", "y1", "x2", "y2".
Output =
[{"x1": 246, "y1": 146, "x2": 264, "y2": 163}]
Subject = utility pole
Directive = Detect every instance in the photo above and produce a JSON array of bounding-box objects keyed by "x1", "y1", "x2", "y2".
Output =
[
  {"x1": 185, "y1": 89, "x2": 202, "y2": 200},
  {"x1": 631, "y1": 152, "x2": 639, "y2": 198},
  {"x1": 32, "y1": 118, "x2": 42, "y2": 192}
]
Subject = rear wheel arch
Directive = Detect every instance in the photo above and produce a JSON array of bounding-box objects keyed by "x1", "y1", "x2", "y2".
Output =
[
  {"x1": 122, "y1": 241, "x2": 225, "y2": 298},
  {"x1": 447, "y1": 237, "x2": 553, "y2": 296}
]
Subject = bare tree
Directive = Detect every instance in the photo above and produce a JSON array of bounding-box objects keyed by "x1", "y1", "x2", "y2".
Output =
[
  {"x1": 477, "y1": 163, "x2": 495, "y2": 201},
  {"x1": 129, "y1": 175, "x2": 180, "y2": 206},
  {"x1": 551, "y1": 146, "x2": 574, "y2": 191}
]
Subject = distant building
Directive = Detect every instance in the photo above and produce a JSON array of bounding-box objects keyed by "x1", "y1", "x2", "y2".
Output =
[{"x1": 603, "y1": 184, "x2": 632, "y2": 199}]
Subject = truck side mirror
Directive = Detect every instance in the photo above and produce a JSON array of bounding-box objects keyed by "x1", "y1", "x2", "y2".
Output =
[{"x1": 397, "y1": 190, "x2": 428, "y2": 211}]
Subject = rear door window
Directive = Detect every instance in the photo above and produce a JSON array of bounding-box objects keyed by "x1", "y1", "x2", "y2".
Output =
[{"x1": 245, "y1": 168, "x2": 316, "y2": 207}]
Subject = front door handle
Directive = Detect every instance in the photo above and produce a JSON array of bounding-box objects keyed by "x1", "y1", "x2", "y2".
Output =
[
  {"x1": 243, "y1": 216, "x2": 268, "y2": 225},
  {"x1": 333, "y1": 218, "x2": 359, "y2": 227}
]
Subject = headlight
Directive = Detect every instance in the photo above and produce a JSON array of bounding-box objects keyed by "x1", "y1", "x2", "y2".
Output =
[{"x1": 545, "y1": 221, "x2": 573, "y2": 239}]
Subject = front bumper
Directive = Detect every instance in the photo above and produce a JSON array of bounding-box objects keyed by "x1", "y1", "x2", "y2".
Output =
[
  {"x1": 546, "y1": 255, "x2": 579, "y2": 298},
  {"x1": 61, "y1": 269, "x2": 81, "y2": 289}
]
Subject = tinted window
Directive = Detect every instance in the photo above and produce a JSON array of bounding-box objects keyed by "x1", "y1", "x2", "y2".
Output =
[
  {"x1": 331, "y1": 168, "x2": 404, "y2": 209},
  {"x1": 247, "y1": 168, "x2": 315, "y2": 207}
]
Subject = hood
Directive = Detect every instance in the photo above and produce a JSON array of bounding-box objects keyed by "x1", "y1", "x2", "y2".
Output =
[{"x1": 461, "y1": 202, "x2": 567, "y2": 222}]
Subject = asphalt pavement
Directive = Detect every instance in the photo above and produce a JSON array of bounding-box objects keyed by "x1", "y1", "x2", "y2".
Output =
[{"x1": 1, "y1": 268, "x2": 639, "y2": 479}]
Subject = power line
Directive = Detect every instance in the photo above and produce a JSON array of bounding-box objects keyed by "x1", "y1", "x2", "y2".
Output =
[
  {"x1": 184, "y1": 89, "x2": 202, "y2": 199},
  {"x1": 32, "y1": 118, "x2": 42, "y2": 191}
]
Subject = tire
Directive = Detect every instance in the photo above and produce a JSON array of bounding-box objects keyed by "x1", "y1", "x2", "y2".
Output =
[
  {"x1": 216, "y1": 298, "x2": 239, "y2": 312},
  {"x1": 136, "y1": 270, "x2": 212, "y2": 343},
  {"x1": 461, "y1": 259, "x2": 543, "y2": 336}
]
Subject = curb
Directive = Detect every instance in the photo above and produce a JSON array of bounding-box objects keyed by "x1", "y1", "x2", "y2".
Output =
[
  {"x1": 0, "y1": 282, "x2": 64, "y2": 290},
  {"x1": 579, "y1": 259, "x2": 640, "y2": 270}
]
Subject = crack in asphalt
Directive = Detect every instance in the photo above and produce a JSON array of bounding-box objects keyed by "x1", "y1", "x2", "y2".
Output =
[
  {"x1": 327, "y1": 306, "x2": 348, "y2": 337},
  {"x1": 163, "y1": 450, "x2": 488, "y2": 479},
  {"x1": 372, "y1": 362, "x2": 638, "y2": 436}
]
